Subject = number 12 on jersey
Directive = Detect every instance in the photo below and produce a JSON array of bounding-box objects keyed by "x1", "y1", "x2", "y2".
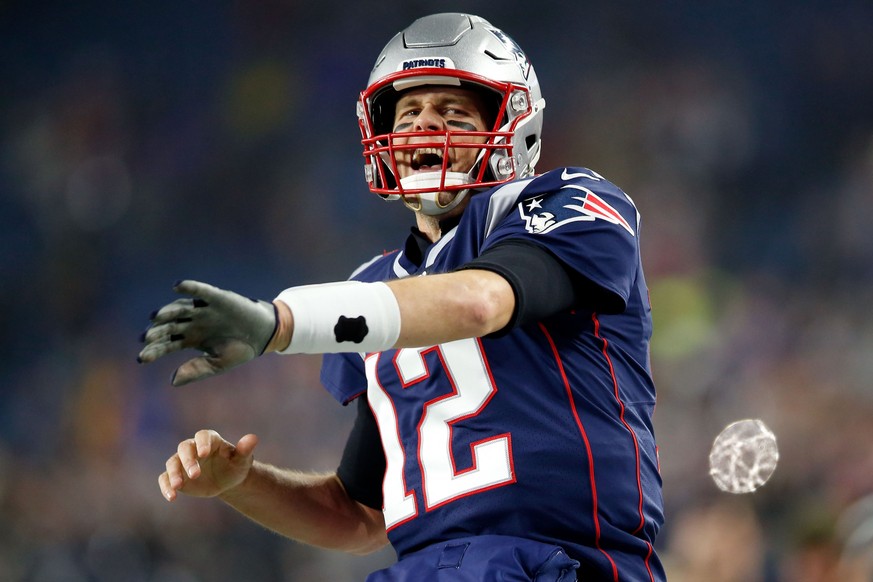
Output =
[{"x1": 366, "y1": 338, "x2": 516, "y2": 529}]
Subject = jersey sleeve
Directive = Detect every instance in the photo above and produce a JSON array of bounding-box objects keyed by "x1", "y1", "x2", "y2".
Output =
[
  {"x1": 459, "y1": 239, "x2": 576, "y2": 332},
  {"x1": 320, "y1": 352, "x2": 367, "y2": 405},
  {"x1": 481, "y1": 170, "x2": 640, "y2": 309}
]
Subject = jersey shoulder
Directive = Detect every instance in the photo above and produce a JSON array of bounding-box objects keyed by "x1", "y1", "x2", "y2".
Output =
[
  {"x1": 525, "y1": 167, "x2": 630, "y2": 201},
  {"x1": 514, "y1": 167, "x2": 639, "y2": 238},
  {"x1": 348, "y1": 249, "x2": 402, "y2": 282}
]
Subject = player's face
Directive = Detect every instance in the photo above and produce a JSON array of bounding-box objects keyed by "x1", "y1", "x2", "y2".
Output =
[{"x1": 391, "y1": 87, "x2": 490, "y2": 194}]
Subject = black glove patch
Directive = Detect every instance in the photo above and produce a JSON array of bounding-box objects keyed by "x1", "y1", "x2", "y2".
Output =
[{"x1": 334, "y1": 315, "x2": 369, "y2": 344}]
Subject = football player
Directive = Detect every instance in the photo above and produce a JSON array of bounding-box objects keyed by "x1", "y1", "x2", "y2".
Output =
[{"x1": 141, "y1": 13, "x2": 665, "y2": 581}]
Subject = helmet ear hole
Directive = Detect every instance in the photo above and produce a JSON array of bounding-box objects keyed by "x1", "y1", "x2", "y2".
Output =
[{"x1": 525, "y1": 134, "x2": 538, "y2": 151}]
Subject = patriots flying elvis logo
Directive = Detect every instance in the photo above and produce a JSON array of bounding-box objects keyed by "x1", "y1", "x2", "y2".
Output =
[
  {"x1": 518, "y1": 185, "x2": 636, "y2": 236},
  {"x1": 485, "y1": 26, "x2": 531, "y2": 80}
]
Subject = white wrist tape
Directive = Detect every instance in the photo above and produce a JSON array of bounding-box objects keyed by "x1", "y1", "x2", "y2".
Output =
[{"x1": 274, "y1": 281, "x2": 401, "y2": 354}]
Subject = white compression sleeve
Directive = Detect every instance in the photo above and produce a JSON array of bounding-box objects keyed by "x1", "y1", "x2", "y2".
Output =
[{"x1": 274, "y1": 281, "x2": 401, "y2": 354}]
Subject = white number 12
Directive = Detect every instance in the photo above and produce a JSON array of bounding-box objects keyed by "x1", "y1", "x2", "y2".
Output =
[{"x1": 366, "y1": 338, "x2": 515, "y2": 529}]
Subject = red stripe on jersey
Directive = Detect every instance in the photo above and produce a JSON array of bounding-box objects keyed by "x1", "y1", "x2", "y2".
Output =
[
  {"x1": 539, "y1": 322, "x2": 619, "y2": 582},
  {"x1": 583, "y1": 191, "x2": 634, "y2": 235},
  {"x1": 644, "y1": 538, "x2": 656, "y2": 581},
  {"x1": 592, "y1": 314, "x2": 654, "y2": 581}
]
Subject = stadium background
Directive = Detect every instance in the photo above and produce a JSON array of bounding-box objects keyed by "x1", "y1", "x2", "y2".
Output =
[{"x1": 2, "y1": 1, "x2": 873, "y2": 580}]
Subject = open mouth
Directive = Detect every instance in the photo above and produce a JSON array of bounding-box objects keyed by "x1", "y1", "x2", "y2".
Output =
[{"x1": 411, "y1": 147, "x2": 447, "y2": 171}]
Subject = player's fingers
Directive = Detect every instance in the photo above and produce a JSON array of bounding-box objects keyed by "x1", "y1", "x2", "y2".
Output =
[
  {"x1": 158, "y1": 471, "x2": 177, "y2": 502},
  {"x1": 174, "y1": 280, "x2": 221, "y2": 303},
  {"x1": 174, "y1": 279, "x2": 259, "y2": 313},
  {"x1": 176, "y1": 438, "x2": 201, "y2": 479},
  {"x1": 194, "y1": 429, "x2": 223, "y2": 458},
  {"x1": 150, "y1": 298, "x2": 199, "y2": 325},
  {"x1": 141, "y1": 320, "x2": 189, "y2": 347},
  {"x1": 136, "y1": 334, "x2": 186, "y2": 364},
  {"x1": 165, "y1": 453, "x2": 189, "y2": 491}
]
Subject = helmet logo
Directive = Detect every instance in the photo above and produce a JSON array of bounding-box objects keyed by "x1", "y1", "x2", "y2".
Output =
[
  {"x1": 400, "y1": 57, "x2": 454, "y2": 71},
  {"x1": 485, "y1": 26, "x2": 531, "y2": 80}
]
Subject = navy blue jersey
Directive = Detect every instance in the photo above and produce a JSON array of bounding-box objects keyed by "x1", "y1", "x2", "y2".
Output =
[{"x1": 322, "y1": 168, "x2": 664, "y2": 581}]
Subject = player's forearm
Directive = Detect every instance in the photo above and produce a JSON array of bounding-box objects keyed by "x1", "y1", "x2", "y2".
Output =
[
  {"x1": 387, "y1": 269, "x2": 515, "y2": 347},
  {"x1": 218, "y1": 463, "x2": 388, "y2": 555},
  {"x1": 267, "y1": 269, "x2": 515, "y2": 354}
]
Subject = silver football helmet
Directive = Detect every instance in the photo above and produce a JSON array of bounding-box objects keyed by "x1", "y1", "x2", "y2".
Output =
[{"x1": 357, "y1": 13, "x2": 546, "y2": 215}]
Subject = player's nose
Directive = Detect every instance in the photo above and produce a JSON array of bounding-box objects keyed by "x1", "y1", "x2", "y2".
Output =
[{"x1": 412, "y1": 104, "x2": 445, "y2": 132}]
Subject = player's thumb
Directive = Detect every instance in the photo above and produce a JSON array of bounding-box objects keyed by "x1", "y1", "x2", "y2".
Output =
[
  {"x1": 235, "y1": 434, "x2": 259, "y2": 459},
  {"x1": 171, "y1": 357, "x2": 220, "y2": 386}
]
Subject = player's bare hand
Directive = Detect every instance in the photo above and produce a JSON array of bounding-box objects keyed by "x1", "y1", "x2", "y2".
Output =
[
  {"x1": 137, "y1": 280, "x2": 277, "y2": 386},
  {"x1": 158, "y1": 430, "x2": 258, "y2": 501}
]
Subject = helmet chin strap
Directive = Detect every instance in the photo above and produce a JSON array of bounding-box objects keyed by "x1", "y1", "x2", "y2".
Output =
[{"x1": 398, "y1": 171, "x2": 473, "y2": 216}]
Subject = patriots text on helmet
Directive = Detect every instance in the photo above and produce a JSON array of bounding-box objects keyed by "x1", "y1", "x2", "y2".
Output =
[{"x1": 402, "y1": 58, "x2": 448, "y2": 70}]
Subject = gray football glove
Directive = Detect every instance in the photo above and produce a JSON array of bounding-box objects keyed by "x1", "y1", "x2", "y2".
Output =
[{"x1": 138, "y1": 280, "x2": 277, "y2": 386}]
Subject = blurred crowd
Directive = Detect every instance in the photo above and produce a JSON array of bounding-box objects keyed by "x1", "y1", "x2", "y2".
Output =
[{"x1": 2, "y1": 1, "x2": 873, "y2": 580}]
